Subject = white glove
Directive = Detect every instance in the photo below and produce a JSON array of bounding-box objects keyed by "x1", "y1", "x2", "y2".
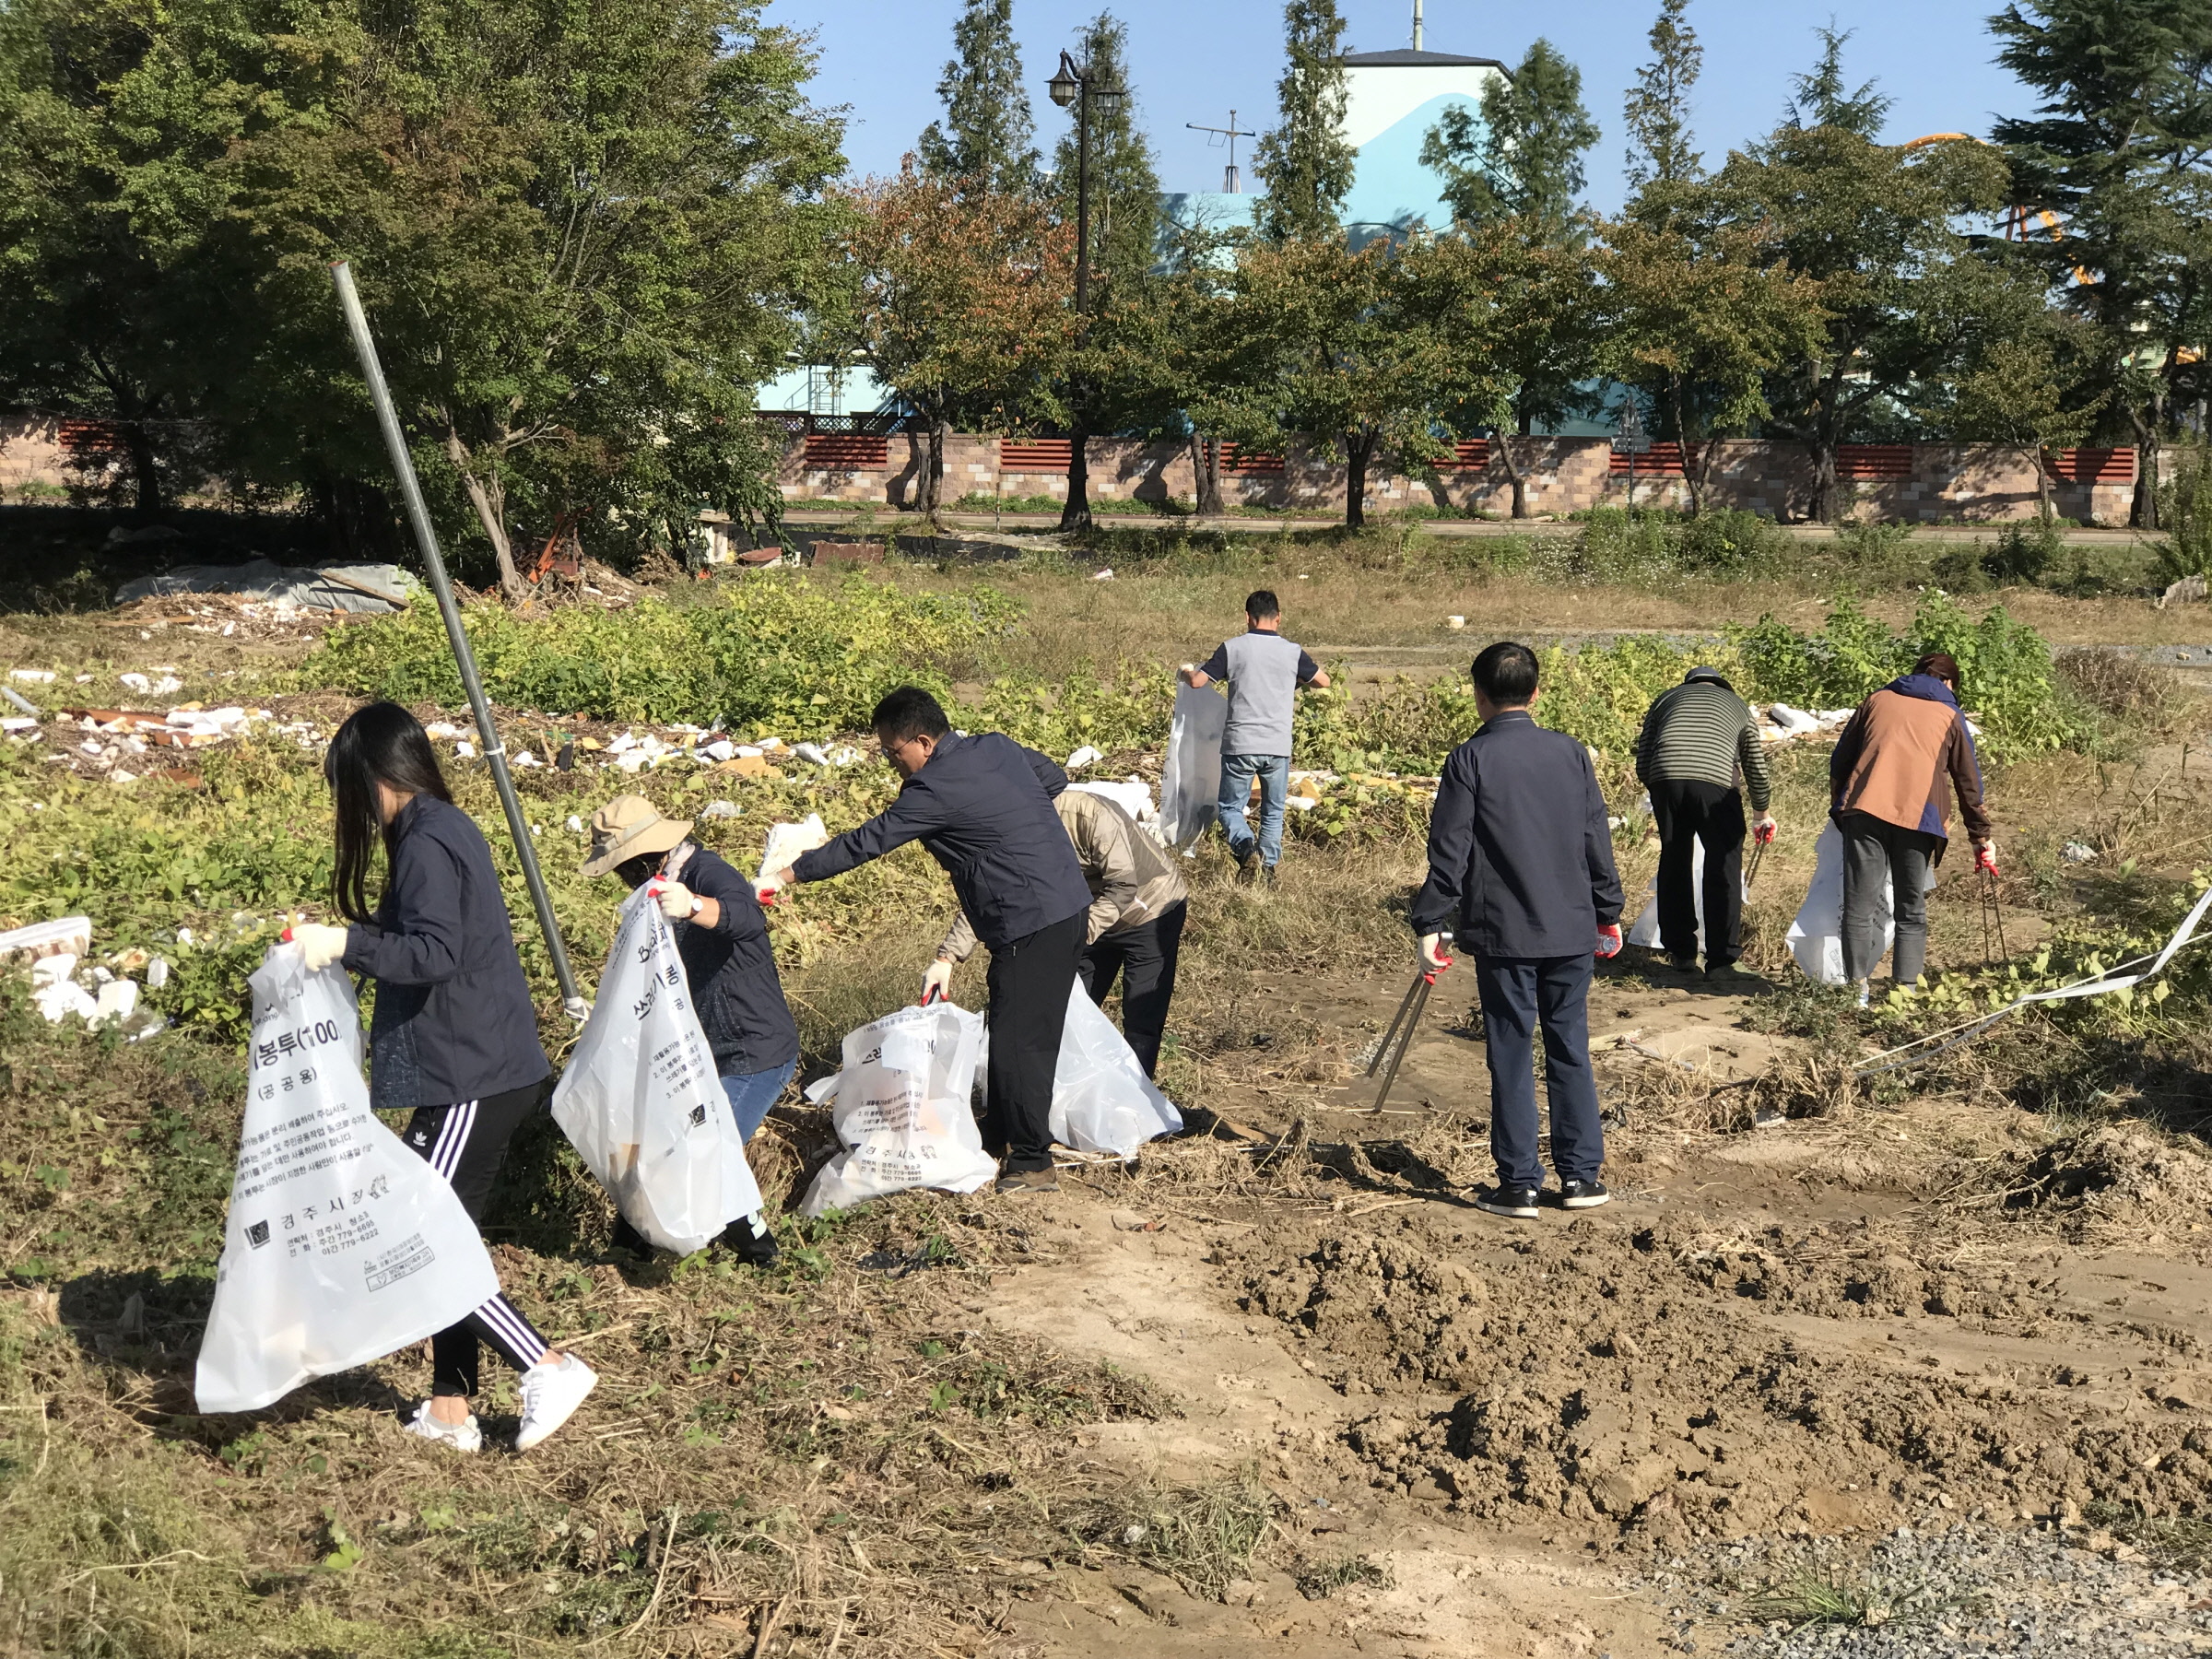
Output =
[
  {"x1": 292, "y1": 923, "x2": 349, "y2": 972},
  {"x1": 754, "y1": 862, "x2": 794, "y2": 903},
  {"x1": 920, "y1": 958, "x2": 955, "y2": 1004},
  {"x1": 654, "y1": 880, "x2": 699, "y2": 921}
]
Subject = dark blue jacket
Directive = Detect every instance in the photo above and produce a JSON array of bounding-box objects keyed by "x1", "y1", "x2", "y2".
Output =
[
  {"x1": 1409, "y1": 711, "x2": 1625, "y2": 958},
  {"x1": 793, "y1": 733, "x2": 1090, "y2": 950},
  {"x1": 674, "y1": 845, "x2": 799, "y2": 1077},
  {"x1": 341, "y1": 794, "x2": 550, "y2": 1112}
]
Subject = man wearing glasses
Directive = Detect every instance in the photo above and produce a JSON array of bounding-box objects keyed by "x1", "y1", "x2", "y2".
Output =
[{"x1": 758, "y1": 686, "x2": 1091, "y2": 1194}]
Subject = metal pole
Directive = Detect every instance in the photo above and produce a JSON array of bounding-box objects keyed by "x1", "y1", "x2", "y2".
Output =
[
  {"x1": 1059, "y1": 76, "x2": 1095, "y2": 534},
  {"x1": 328, "y1": 260, "x2": 589, "y2": 1019}
]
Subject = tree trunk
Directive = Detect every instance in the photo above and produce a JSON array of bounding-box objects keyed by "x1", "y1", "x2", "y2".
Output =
[
  {"x1": 1344, "y1": 430, "x2": 1372, "y2": 529},
  {"x1": 1494, "y1": 433, "x2": 1529, "y2": 520},
  {"x1": 1670, "y1": 378, "x2": 1705, "y2": 516},
  {"x1": 2131, "y1": 396, "x2": 2164, "y2": 532},
  {"x1": 443, "y1": 427, "x2": 527, "y2": 602},
  {"x1": 1059, "y1": 413, "x2": 1093, "y2": 533},
  {"x1": 1191, "y1": 433, "x2": 1224, "y2": 515},
  {"x1": 924, "y1": 416, "x2": 948, "y2": 532},
  {"x1": 120, "y1": 419, "x2": 163, "y2": 516},
  {"x1": 2031, "y1": 446, "x2": 2053, "y2": 521},
  {"x1": 1688, "y1": 438, "x2": 1723, "y2": 518},
  {"x1": 1808, "y1": 439, "x2": 1840, "y2": 524}
]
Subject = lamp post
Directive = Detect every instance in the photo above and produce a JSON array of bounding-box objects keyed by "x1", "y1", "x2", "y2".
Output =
[{"x1": 1048, "y1": 50, "x2": 1123, "y2": 534}]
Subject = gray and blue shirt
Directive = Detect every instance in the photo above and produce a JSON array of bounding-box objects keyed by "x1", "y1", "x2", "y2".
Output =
[{"x1": 1199, "y1": 629, "x2": 1321, "y2": 758}]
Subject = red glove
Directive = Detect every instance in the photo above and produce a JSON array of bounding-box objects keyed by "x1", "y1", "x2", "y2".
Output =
[
  {"x1": 1754, "y1": 819, "x2": 1777, "y2": 846},
  {"x1": 1975, "y1": 841, "x2": 1998, "y2": 875},
  {"x1": 1595, "y1": 923, "x2": 1623, "y2": 959}
]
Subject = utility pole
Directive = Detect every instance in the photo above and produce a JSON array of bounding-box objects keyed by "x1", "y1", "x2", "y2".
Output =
[
  {"x1": 1049, "y1": 51, "x2": 1124, "y2": 535},
  {"x1": 1413, "y1": 0, "x2": 1424, "y2": 51}
]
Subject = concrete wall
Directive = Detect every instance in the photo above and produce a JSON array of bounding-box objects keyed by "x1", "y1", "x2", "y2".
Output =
[{"x1": 772, "y1": 431, "x2": 2140, "y2": 526}]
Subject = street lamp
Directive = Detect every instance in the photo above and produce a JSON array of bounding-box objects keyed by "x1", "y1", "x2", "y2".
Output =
[{"x1": 1051, "y1": 49, "x2": 1123, "y2": 533}]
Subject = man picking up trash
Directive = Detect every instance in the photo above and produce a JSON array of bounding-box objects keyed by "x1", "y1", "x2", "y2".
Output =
[
  {"x1": 1828, "y1": 651, "x2": 1994, "y2": 1006},
  {"x1": 1634, "y1": 665, "x2": 1775, "y2": 979},
  {"x1": 929, "y1": 785, "x2": 1190, "y2": 1079},
  {"x1": 1410, "y1": 641, "x2": 1624, "y2": 1220},
  {"x1": 758, "y1": 687, "x2": 1091, "y2": 1194},
  {"x1": 1180, "y1": 589, "x2": 1330, "y2": 884}
]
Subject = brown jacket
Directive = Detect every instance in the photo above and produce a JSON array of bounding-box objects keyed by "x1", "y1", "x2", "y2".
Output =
[
  {"x1": 937, "y1": 788, "x2": 1187, "y2": 960},
  {"x1": 1830, "y1": 675, "x2": 1991, "y2": 842}
]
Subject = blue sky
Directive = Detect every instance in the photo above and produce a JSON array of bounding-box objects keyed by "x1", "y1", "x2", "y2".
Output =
[{"x1": 759, "y1": 1, "x2": 2039, "y2": 214}]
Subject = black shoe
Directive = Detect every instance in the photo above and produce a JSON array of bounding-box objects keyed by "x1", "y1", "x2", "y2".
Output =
[
  {"x1": 1706, "y1": 959, "x2": 1757, "y2": 982},
  {"x1": 1237, "y1": 849, "x2": 1260, "y2": 884},
  {"x1": 609, "y1": 1217, "x2": 653, "y2": 1258},
  {"x1": 716, "y1": 1213, "x2": 781, "y2": 1266},
  {"x1": 1667, "y1": 953, "x2": 1700, "y2": 972},
  {"x1": 1259, "y1": 864, "x2": 1277, "y2": 888},
  {"x1": 1559, "y1": 1180, "x2": 1610, "y2": 1210},
  {"x1": 1475, "y1": 1184, "x2": 1541, "y2": 1219}
]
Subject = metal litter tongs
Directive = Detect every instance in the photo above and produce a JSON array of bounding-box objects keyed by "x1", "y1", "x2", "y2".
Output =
[{"x1": 1367, "y1": 934, "x2": 1453, "y2": 1112}]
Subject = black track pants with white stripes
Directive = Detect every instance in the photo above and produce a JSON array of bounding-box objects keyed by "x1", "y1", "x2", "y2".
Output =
[{"x1": 401, "y1": 1079, "x2": 553, "y2": 1398}]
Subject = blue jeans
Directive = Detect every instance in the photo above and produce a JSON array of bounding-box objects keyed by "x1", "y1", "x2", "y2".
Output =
[
  {"x1": 1217, "y1": 753, "x2": 1290, "y2": 867},
  {"x1": 1474, "y1": 953, "x2": 1605, "y2": 1190},
  {"x1": 721, "y1": 1059, "x2": 796, "y2": 1144}
]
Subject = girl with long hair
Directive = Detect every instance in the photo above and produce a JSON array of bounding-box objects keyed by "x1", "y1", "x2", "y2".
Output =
[{"x1": 289, "y1": 701, "x2": 595, "y2": 1453}]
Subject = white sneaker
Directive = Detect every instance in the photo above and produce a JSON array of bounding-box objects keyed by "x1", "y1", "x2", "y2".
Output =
[
  {"x1": 402, "y1": 1401, "x2": 483, "y2": 1453},
  {"x1": 514, "y1": 1353, "x2": 597, "y2": 1451},
  {"x1": 1853, "y1": 980, "x2": 1871, "y2": 1010}
]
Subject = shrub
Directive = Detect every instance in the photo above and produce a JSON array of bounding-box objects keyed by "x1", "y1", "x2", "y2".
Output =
[
  {"x1": 1986, "y1": 516, "x2": 2068, "y2": 585},
  {"x1": 1675, "y1": 508, "x2": 1794, "y2": 574},
  {"x1": 2156, "y1": 443, "x2": 2212, "y2": 582},
  {"x1": 303, "y1": 575, "x2": 1023, "y2": 731}
]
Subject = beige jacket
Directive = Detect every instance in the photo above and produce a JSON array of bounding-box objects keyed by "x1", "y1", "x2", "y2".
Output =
[{"x1": 937, "y1": 788, "x2": 1187, "y2": 960}]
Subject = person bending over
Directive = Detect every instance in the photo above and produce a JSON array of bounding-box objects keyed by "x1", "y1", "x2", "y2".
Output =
[{"x1": 759, "y1": 688, "x2": 1091, "y2": 1194}]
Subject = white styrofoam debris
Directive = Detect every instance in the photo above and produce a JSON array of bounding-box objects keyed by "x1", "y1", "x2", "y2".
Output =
[
  {"x1": 700, "y1": 800, "x2": 742, "y2": 818},
  {"x1": 701, "y1": 739, "x2": 736, "y2": 762},
  {"x1": 1065, "y1": 745, "x2": 1102, "y2": 772}
]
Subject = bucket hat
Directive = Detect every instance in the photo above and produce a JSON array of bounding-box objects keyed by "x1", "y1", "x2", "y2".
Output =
[{"x1": 581, "y1": 794, "x2": 692, "y2": 878}]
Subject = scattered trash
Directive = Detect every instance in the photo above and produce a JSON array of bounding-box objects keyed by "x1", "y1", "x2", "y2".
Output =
[
  {"x1": 0, "y1": 916, "x2": 92, "y2": 962},
  {"x1": 117, "y1": 559, "x2": 415, "y2": 615},
  {"x1": 9, "y1": 669, "x2": 56, "y2": 684},
  {"x1": 1092, "y1": 568, "x2": 1114, "y2": 581},
  {"x1": 453, "y1": 739, "x2": 477, "y2": 760},
  {"x1": 566, "y1": 815, "x2": 584, "y2": 832},
  {"x1": 1065, "y1": 744, "x2": 1102, "y2": 772},
  {"x1": 793, "y1": 741, "x2": 830, "y2": 766},
  {"x1": 699, "y1": 800, "x2": 742, "y2": 818},
  {"x1": 1069, "y1": 776, "x2": 1157, "y2": 823},
  {"x1": 1446, "y1": 615, "x2": 1465, "y2": 629},
  {"x1": 701, "y1": 738, "x2": 736, "y2": 761},
  {"x1": 2062, "y1": 841, "x2": 2097, "y2": 864},
  {"x1": 760, "y1": 814, "x2": 830, "y2": 883},
  {"x1": 118, "y1": 671, "x2": 183, "y2": 696},
  {"x1": 146, "y1": 957, "x2": 170, "y2": 988},
  {"x1": 2159, "y1": 574, "x2": 2206, "y2": 609}
]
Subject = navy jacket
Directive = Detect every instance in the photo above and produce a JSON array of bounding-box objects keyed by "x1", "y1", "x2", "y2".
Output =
[
  {"x1": 342, "y1": 794, "x2": 550, "y2": 1112},
  {"x1": 674, "y1": 845, "x2": 800, "y2": 1077},
  {"x1": 1409, "y1": 711, "x2": 1625, "y2": 958},
  {"x1": 793, "y1": 733, "x2": 1091, "y2": 950}
]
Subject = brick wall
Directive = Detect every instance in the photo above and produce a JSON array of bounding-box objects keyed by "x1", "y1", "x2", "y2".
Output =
[{"x1": 771, "y1": 430, "x2": 2142, "y2": 527}]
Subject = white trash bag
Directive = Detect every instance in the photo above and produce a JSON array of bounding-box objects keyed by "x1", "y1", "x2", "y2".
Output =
[
  {"x1": 196, "y1": 944, "x2": 500, "y2": 1413},
  {"x1": 1627, "y1": 841, "x2": 1708, "y2": 952},
  {"x1": 801, "y1": 1001, "x2": 994, "y2": 1216},
  {"x1": 554, "y1": 884, "x2": 764, "y2": 1254},
  {"x1": 1158, "y1": 681, "x2": 1226, "y2": 852},
  {"x1": 1049, "y1": 985, "x2": 1182, "y2": 1156},
  {"x1": 1786, "y1": 822, "x2": 1932, "y2": 985}
]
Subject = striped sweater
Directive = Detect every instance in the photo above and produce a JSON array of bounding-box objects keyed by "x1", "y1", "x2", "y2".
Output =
[{"x1": 1634, "y1": 676, "x2": 1772, "y2": 810}]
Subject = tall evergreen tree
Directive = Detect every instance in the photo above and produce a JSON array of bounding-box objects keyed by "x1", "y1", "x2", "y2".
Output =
[
  {"x1": 918, "y1": 0, "x2": 1040, "y2": 194},
  {"x1": 1783, "y1": 24, "x2": 1894, "y2": 137},
  {"x1": 1049, "y1": 12, "x2": 1161, "y2": 291},
  {"x1": 1253, "y1": 0, "x2": 1356, "y2": 242},
  {"x1": 1990, "y1": 0, "x2": 2212, "y2": 526},
  {"x1": 1423, "y1": 39, "x2": 1600, "y2": 241},
  {"x1": 1623, "y1": 0, "x2": 1704, "y2": 203}
]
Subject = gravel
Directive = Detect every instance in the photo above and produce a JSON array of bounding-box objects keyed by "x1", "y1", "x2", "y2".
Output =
[{"x1": 1630, "y1": 1518, "x2": 2212, "y2": 1656}]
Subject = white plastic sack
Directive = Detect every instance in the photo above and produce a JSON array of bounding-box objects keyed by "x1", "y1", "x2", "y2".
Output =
[
  {"x1": 1785, "y1": 822, "x2": 1932, "y2": 985},
  {"x1": 553, "y1": 885, "x2": 764, "y2": 1254},
  {"x1": 1069, "y1": 776, "x2": 1157, "y2": 823},
  {"x1": 800, "y1": 1001, "x2": 994, "y2": 1215},
  {"x1": 195, "y1": 944, "x2": 500, "y2": 1413},
  {"x1": 1158, "y1": 682, "x2": 1226, "y2": 852},
  {"x1": 1049, "y1": 985, "x2": 1182, "y2": 1156},
  {"x1": 1628, "y1": 842, "x2": 1707, "y2": 952}
]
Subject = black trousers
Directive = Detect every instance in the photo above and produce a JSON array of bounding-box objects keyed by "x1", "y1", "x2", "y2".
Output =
[
  {"x1": 1649, "y1": 778, "x2": 1745, "y2": 966},
  {"x1": 400, "y1": 1079, "x2": 551, "y2": 1397},
  {"x1": 1476, "y1": 953, "x2": 1605, "y2": 1190},
  {"x1": 983, "y1": 911, "x2": 1087, "y2": 1172},
  {"x1": 1078, "y1": 900, "x2": 1186, "y2": 1079}
]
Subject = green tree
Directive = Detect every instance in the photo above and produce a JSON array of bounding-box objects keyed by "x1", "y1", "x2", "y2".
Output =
[
  {"x1": 1228, "y1": 237, "x2": 1464, "y2": 527},
  {"x1": 919, "y1": 0, "x2": 1041, "y2": 196},
  {"x1": 1718, "y1": 39, "x2": 2014, "y2": 521},
  {"x1": 1595, "y1": 207, "x2": 1825, "y2": 513},
  {"x1": 1929, "y1": 265, "x2": 2105, "y2": 519},
  {"x1": 1253, "y1": 0, "x2": 1355, "y2": 243},
  {"x1": 1049, "y1": 12, "x2": 1160, "y2": 290},
  {"x1": 1783, "y1": 22, "x2": 1894, "y2": 138},
  {"x1": 1622, "y1": 0, "x2": 1704, "y2": 206},
  {"x1": 1990, "y1": 0, "x2": 2212, "y2": 527},
  {"x1": 229, "y1": 0, "x2": 847, "y2": 598},
  {"x1": 1423, "y1": 39, "x2": 1600, "y2": 241},
  {"x1": 0, "y1": 0, "x2": 324, "y2": 513}
]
